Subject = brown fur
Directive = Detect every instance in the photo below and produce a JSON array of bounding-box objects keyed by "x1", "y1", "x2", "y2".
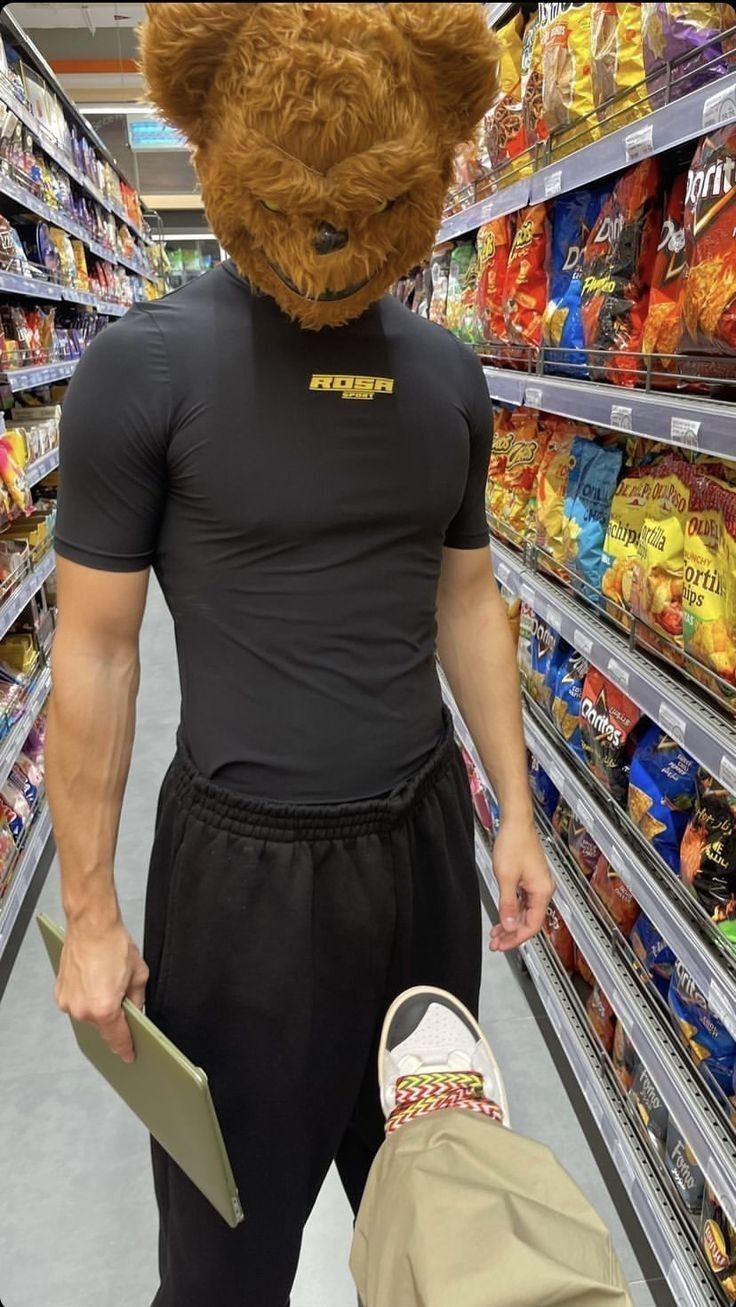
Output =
[{"x1": 140, "y1": 3, "x2": 498, "y2": 329}]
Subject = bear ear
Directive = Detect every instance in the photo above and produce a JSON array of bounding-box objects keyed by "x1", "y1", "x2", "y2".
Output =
[
  {"x1": 388, "y1": 3, "x2": 499, "y2": 142},
  {"x1": 139, "y1": 3, "x2": 249, "y2": 144}
]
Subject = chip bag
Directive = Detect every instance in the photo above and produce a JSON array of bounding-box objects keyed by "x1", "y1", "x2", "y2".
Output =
[
  {"x1": 528, "y1": 613, "x2": 560, "y2": 708},
  {"x1": 562, "y1": 439, "x2": 624, "y2": 596},
  {"x1": 520, "y1": 15, "x2": 547, "y2": 157},
  {"x1": 544, "y1": 900, "x2": 575, "y2": 972},
  {"x1": 491, "y1": 407, "x2": 549, "y2": 540},
  {"x1": 503, "y1": 203, "x2": 549, "y2": 349},
  {"x1": 567, "y1": 813, "x2": 601, "y2": 878},
  {"x1": 642, "y1": 4, "x2": 736, "y2": 106},
  {"x1": 630, "y1": 913, "x2": 677, "y2": 1001},
  {"x1": 428, "y1": 246, "x2": 453, "y2": 327},
  {"x1": 580, "y1": 158, "x2": 662, "y2": 385},
  {"x1": 627, "y1": 723, "x2": 698, "y2": 872},
  {"x1": 629, "y1": 456, "x2": 691, "y2": 645},
  {"x1": 445, "y1": 243, "x2": 476, "y2": 337},
  {"x1": 601, "y1": 465, "x2": 656, "y2": 621},
  {"x1": 641, "y1": 171, "x2": 688, "y2": 380},
  {"x1": 586, "y1": 983, "x2": 616, "y2": 1053},
  {"x1": 682, "y1": 125, "x2": 736, "y2": 357},
  {"x1": 487, "y1": 406, "x2": 513, "y2": 521},
  {"x1": 613, "y1": 1019, "x2": 639, "y2": 1093},
  {"x1": 665, "y1": 1121, "x2": 705, "y2": 1216},
  {"x1": 580, "y1": 666, "x2": 643, "y2": 804},
  {"x1": 536, "y1": 421, "x2": 592, "y2": 566},
  {"x1": 475, "y1": 217, "x2": 514, "y2": 344},
  {"x1": 483, "y1": 13, "x2": 526, "y2": 181},
  {"x1": 551, "y1": 647, "x2": 588, "y2": 761},
  {"x1": 669, "y1": 963, "x2": 736, "y2": 1098},
  {"x1": 631, "y1": 1062, "x2": 669, "y2": 1155},
  {"x1": 701, "y1": 1184, "x2": 736, "y2": 1303},
  {"x1": 529, "y1": 753, "x2": 560, "y2": 819},
  {"x1": 590, "y1": 854, "x2": 641, "y2": 936},
  {"x1": 680, "y1": 768, "x2": 736, "y2": 948},
  {"x1": 543, "y1": 184, "x2": 611, "y2": 376},
  {"x1": 538, "y1": 2, "x2": 598, "y2": 155},
  {"x1": 684, "y1": 475, "x2": 736, "y2": 687},
  {"x1": 575, "y1": 946, "x2": 596, "y2": 988},
  {"x1": 590, "y1": 3, "x2": 650, "y2": 127}
]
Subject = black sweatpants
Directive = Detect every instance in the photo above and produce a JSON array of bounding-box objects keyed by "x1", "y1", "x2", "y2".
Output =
[{"x1": 143, "y1": 714, "x2": 481, "y2": 1307}]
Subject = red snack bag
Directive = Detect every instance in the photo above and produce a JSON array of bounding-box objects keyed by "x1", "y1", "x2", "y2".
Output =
[
  {"x1": 475, "y1": 217, "x2": 514, "y2": 344},
  {"x1": 580, "y1": 667, "x2": 644, "y2": 805},
  {"x1": 575, "y1": 946, "x2": 596, "y2": 988},
  {"x1": 567, "y1": 813, "x2": 601, "y2": 878},
  {"x1": 590, "y1": 853, "x2": 641, "y2": 936},
  {"x1": 642, "y1": 171, "x2": 688, "y2": 382},
  {"x1": 580, "y1": 158, "x2": 662, "y2": 385},
  {"x1": 586, "y1": 983, "x2": 616, "y2": 1053},
  {"x1": 544, "y1": 900, "x2": 575, "y2": 972},
  {"x1": 503, "y1": 203, "x2": 549, "y2": 349},
  {"x1": 681, "y1": 125, "x2": 736, "y2": 357}
]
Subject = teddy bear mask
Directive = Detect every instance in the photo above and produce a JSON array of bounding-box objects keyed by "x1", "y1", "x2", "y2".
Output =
[{"x1": 140, "y1": 3, "x2": 498, "y2": 330}]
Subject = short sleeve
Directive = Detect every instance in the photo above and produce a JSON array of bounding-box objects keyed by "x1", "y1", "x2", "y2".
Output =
[
  {"x1": 55, "y1": 308, "x2": 170, "y2": 572},
  {"x1": 444, "y1": 343, "x2": 492, "y2": 550}
]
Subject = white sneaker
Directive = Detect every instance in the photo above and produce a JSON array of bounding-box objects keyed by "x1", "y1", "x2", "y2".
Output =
[{"x1": 378, "y1": 985, "x2": 510, "y2": 1127}]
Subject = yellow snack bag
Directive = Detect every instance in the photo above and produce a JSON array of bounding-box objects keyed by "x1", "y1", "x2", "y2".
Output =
[
  {"x1": 630, "y1": 458, "x2": 691, "y2": 645},
  {"x1": 684, "y1": 476, "x2": 736, "y2": 688},
  {"x1": 535, "y1": 419, "x2": 594, "y2": 564},
  {"x1": 487, "y1": 407, "x2": 513, "y2": 522},
  {"x1": 538, "y1": 2, "x2": 599, "y2": 156},
  {"x1": 601, "y1": 465, "x2": 656, "y2": 620},
  {"x1": 590, "y1": 3, "x2": 650, "y2": 128}
]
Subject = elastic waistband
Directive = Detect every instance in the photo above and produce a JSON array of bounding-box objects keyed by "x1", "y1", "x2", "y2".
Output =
[{"x1": 170, "y1": 710, "x2": 457, "y2": 841}]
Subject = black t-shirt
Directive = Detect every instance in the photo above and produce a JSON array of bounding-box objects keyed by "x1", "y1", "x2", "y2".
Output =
[{"x1": 56, "y1": 263, "x2": 491, "y2": 802}]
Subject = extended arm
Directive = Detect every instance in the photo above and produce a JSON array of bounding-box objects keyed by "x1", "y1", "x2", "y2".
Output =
[{"x1": 437, "y1": 546, "x2": 554, "y2": 950}]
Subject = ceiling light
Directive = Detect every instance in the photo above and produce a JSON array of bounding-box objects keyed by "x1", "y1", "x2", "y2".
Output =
[
  {"x1": 82, "y1": 103, "x2": 153, "y2": 116},
  {"x1": 158, "y1": 232, "x2": 218, "y2": 241}
]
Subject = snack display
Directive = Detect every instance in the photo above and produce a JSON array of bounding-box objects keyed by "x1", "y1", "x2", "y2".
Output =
[
  {"x1": 681, "y1": 125, "x2": 736, "y2": 356},
  {"x1": 586, "y1": 982, "x2": 616, "y2": 1052},
  {"x1": 641, "y1": 172, "x2": 688, "y2": 378},
  {"x1": 680, "y1": 769, "x2": 736, "y2": 945},
  {"x1": 612, "y1": 1020, "x2": 639, "y2": 1093},
  {"x1": 543, "y1": 183, "x2": 610, "y2": 374},
  {"x1": 483, "y1": 13, "x2": 526, "y2": 179},
  {"x1": 551, "y1": 647, "x2": 588, "y2": 761},
  {"x1": 528, "y1": 613, "x2": 560, "y2": 708},
  {"x1": 544, "y1": 900, "x2": 575, "y2": 972},
  {"x1": 567, "y1": 812, "x2": 601, "y2": 878},
  {"x1": 629, "y1": 457, "x2": 691, "y2": 644},
  {"x1": 538, "y1": 2, "x2": 598, "y2": 154},
  {"x1": 474, "y1": 217, "x2": 514, "y2": 344},
  {"x1": 529, "y1": 753, "x2": 560, "y2": 819},
  {"x1": 683, "y1": 475, "x2": 736, "y2": 686},
  {"x1": 631, "y1": 1061, "x2": 669, "y2": 1155},
  {"x1": 520, "y1": 15, "x2": 547, "y2": 157},
  {"x1": 590, "y1": 854, "x2": 641, "y2": 936},
  {"x1": 601, "y1": 466, "x2": 656, "y2": 620},
  {"x1": 503, "y1": 203, "x2": 549, "y2": 348},
  {"x1": 627, "y1": 723, "x2": 698, "y2": 872},
  {"x1": 487, "y1": 406, "x2": 550, "y2": 539},
  {"x1": 669, "y1": 963, "x2": 736, "y2": 1099},
  {"x1": 642, "y1": 4, "x2": 736, "y2": 104},
  {"x1": 562, "y1": 437, "x2": 623, "y2": 594},
  {"x1": 444, "y1": 243, "x2": 477, "y2": 340},
  {"x1": 580, "y1": 666, "x2": 643, "y2": 804},
  {"x1": 631, "y1": 914, "x2": 677, "y2": 1002},
  {"x1": 665, "y1": 1120, "x2": 705, "y2": 1215},
  {"x1": 590, "y1": 3, "x2": 650, "y2": 126}
]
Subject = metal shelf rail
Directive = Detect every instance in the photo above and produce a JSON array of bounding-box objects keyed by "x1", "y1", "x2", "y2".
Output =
[
  {"x1": 1, "y1": 358, "x2": 78, "y2": 392},
  {"x1": 0, "y1": 269, "x2": 128, "y2": 316},
  {"x1": 0, "y1": 798, "x2": 51, "y2": 967}
]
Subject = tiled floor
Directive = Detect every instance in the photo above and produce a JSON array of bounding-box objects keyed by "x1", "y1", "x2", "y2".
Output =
[{"x1": 0, "y1": 585, "x2": 671, "y2": 1306}]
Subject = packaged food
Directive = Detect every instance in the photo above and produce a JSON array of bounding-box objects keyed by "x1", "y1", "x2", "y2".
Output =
[
  {"x1": 613, "y1": 1020, "x2": 639, "y2": 1093},
  {"x1": 586, "y1": 983, "x2": 616, "y2": 1053},
  {"x1": 552, "y1": 796, "x2": 572, "y2": 841},
  {"x1": 544, "y1": 900, "x2": 575, "y2": 972},
  {"x1": 483, "y1": 14, "x2": 526, "y2": 179},
  {"x1": 630, "y1": 457, "x2": 691, "y2": 645},
  {"x1": 487, "y1": 406, "x2": 512, "y2": 521},
  {"x1": 641, "y1": 172, "x2": 688, "y2": 380},
  {"x1": 630, "y1": 913, "x2": 677, "y2": 1001},
  {"x1": 475, "y1": 217, "x2": 513, "y2": 344},
  {"x1": 445, "y1": 243, "x2": 477, "y2": 340},
  {"x1": 538, "y1": 2, "x2": 598, "y2": 154},
  {"x1": 601, "y1": 466, "x2": 656, "y2": 620},
  {"x1": 48, "y1": 227, "x2": 75, "y2": 284},
  {"x1": 665, "y1": 1121, "x2": 705, "y2": 1216},
  {"x1": 590, "y1": 3, "x2": 650, "y2": 126},
  {"x1": 684, "y1": 476, "x2": 736, "y2": 686},
  {"x1": 681, "y1": 125, "x2": 736, "y2": 356},
  {"x1": 536, "y1": 422, "x2": 589, "y2": 565},
  {"x1": 520, "y1": 16, "x2": 547, "y2": 156},
  {"x1": 428, "y1": 246, "x2": 452, "y2": 327},
  {"x1": 631, "y1": 1062, "x2": 669, "y2": 1155},
  {"x1": 701, "y1": 1184, "x2": 736, "y2": 1303},
  {"x1": 580, "y1": 158, "x2": 662, "y2": 385},
  {"x1": 498, "y1": 408, "x2": 550, "y2": 539},
  {"x1": 551, "y1": 647, "x2": 589, "y2": 761},
  {"x1": 642, "y1": 4, "x2": 736, "y2": 106},
  {"x1": 575, "y1": 946, "x2": 595, "y2": 988},
  {"x1": 580, "y1": 667, "x2": 644, "y2": 804},
  {"x1": 567, "y1": 813, "x2": 601, "y2": 878},
  {"x1": 503, "y1": 203, "x2": 549, "y2": 349},
  {"x1": 590, "y1": 854, "x2": 641, "y2": 936},
  {"x1": 627, "y1": 723, "x2": 698, "y2": 872},
  {"x1": 680, "y1": 769, "x2": 736, "y2": 948},
  {"x1": 528, "y1": 613, "x2": 559, "y2": 708},
  {"x1": 529, "y1": 753, "x2": 560, "y2": 820},
  {"x1": 562, "y1": 438, "x2": 624, "y2": 596},
  {"x1": 669, "y1": 963, "x2": 736, "y2": 1099},
  {"x1": 543, "y1": 184, "x2": 611, "y2": 376}
]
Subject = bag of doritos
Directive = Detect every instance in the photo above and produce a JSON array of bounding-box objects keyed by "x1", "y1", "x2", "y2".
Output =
[
  {"x1": 680, "y1": 768, "x2": 736, "y2": 949},
  {"x1": 542, "y1": 633, "x2": 573, "y2": 716},
  {"x1": 682, "y1": 125, "x2": 736, "y2": 357},
  {"x1": 475, "y1": 217, "x2": 514, "y2": 344},
  {"x1": 529, "y1": 753, "x2": 560, "y2": 819},
  {"x1": 601, "y1": 465, "x2": 656, "y2": 622},
  {"x1": 528, "y1": 614, "x2": 560, "y2": 709},
  {"x1": 551, "y1": 647, "x2": 588, "y2": 761},
  {"x1": 580, "y1": 158, "x2": 662, "y2": 385},
  {"x1": 642, "y1": 171, "x2": 688, "y2": 383},
  {"x1": 503, "y1": 203, "x2": 549, "y2": 349},
  {"x1": 684, "y1": 476, "x2": 736, "y2": 687},
  {"x1": 590, "y1": 3, "x2": 650, "y2": 127},
  {"x1": 669, "y1": 963, "x2": 736, "y2": 1099},
  {"x1": 538, "y1": 2, "x2": 599, "y2": 156},
  {"x1": 568, "y1": 813, "x2": 601, "y2": 878},
  {"x1": 445, "y1": 243, "x2": 476, "y2": 337},
  {"x1": 428, "y1": 245, "x2": 453, "y2": 327},
  {"x1": 543, "y1": 184, "x2": 611, "y2": 377},
  {"x1": 630, "y1": 913, "x2": 677, "y2": 1001},
  {"x1": 642, "y1": 4, "x2": 736, "y2": 107},
  {"x1": 562, "y1": 439, "x2": 624, "y2": 597},
  {"x1": 590, "y1": 854, "x2": 641, "y2": 936},
  {"x1": 628, "y1": 723, "x2": 698, "y2": 872},
  {"x1": 520, "y1": 15, "x2": 547, "y2": 157},
  {"x1": 580, "y1": 666, "x2": 644, "y2": 804}
]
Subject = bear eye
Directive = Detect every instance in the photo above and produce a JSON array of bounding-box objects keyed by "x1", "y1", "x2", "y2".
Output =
[
  {"x1": 375, "y1": 198, "x2": 396, "y2": 214},
  {"x1": 260, "y1": 198, "x2": 282, "y2": 214}
]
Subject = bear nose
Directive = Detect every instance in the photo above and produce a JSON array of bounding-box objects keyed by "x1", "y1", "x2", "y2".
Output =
[{"x1": 314, "y1": 222, "x2": 348, "y2": 255}]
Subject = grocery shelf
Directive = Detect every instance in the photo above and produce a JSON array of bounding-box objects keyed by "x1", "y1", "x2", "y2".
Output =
[
  {"x1": 25, "y1": 448, "x2": 59, "y2": 488},
  {"x1": 0, "y1": 665, "x2": 50, "y2": 797},
  {"x1": 484, "y1": 367, "x2": 736, "y2": 461},
  {"x1": 2, "y1": 358, "x2": 77, "y2": 391},
  {"x1": 0, "y1": 268, "x2": 129, "y2": 317},
  {"x1": 438, "y1": 70, "x2": 736, "y2": 244},
  {"x1": 115, "y1": 250, "x2": 157, "y2": 283},
  {"x1": 490, "y1": 536, "x2": 736, "y2": 795},
  {"x1": 0, "y1": 798, "x2": 51, "y2": 968},
  {"x1": 0, "y1": 550, "x2": 54, "y2": 645}
]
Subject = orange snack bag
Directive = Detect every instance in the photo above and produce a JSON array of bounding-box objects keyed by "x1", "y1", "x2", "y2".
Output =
[
  {"x1": 475, "y1": 217, "x2": 514, "y2": 344},
  {"x1": 642, "y1": 171, "x2": 688, "y2": 382},
  {"x1": 681, "y1": 125, "x2": 736, "y2": 356},
  {"x1": 503, "y1": 203, "x2": 549, "y2": 349}
]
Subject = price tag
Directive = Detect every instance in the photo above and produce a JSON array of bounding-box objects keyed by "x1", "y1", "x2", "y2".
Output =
[
  {"x1": 625, "y1": 123, "x2": 654, "y2": 162},
  {"x1": 667, "y1": 1259, "x2": 698, "y2": 1307},
  {"x1": 708, "y1": 979, "x2": 736, "y2": 1041},
  {"x1": 670, "y1": 415, "x2": 700, "y2": 450},
  {"x1": 544, "y1": 170, "x2": 563, "y2": 198},
  {"x1": 657, "y1": 703, "x2": 687, "y2": 748},
  {"x1": 610, "y1": 404, "x2": 632, "y2": 431},
  {"x1": 546, "y1": 604, "x2": 561, "y2": 630},
  {"x1": 607, "y1": 657, "x2": 630, "y2": 690},
  {"x1": 525, "y1": 384, "x2": 543, "y2": 409},
  {"x1": 495, "y1": 560, "x2": 510, "y2": 586},
  {"x1": 703, "y1": 81, "x2": 736, "y2": 128},
  {"x1": 720, "y1": 755, "x2": 736, "y2": 794},
  {"x1": 521, "y1": 581, "x2": 536, "y2": 608},
  {"x1": 573, "y1": 628, "x2": 593, "y2": 658}
]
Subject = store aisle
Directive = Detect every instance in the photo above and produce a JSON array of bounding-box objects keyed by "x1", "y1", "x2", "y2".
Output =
[{"x1": 0, "y1": 585, "x2": 664, "y2": 1307}]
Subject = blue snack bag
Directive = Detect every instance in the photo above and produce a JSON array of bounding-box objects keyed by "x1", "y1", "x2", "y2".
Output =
[
  {"x1": 562, "y1": 439, "x2": 623, "y2": 596},
  {"x1": 551, "y1": 648, "x2": 589, "y2": 762},
  {"x1": 543, "y1": 635, "x2": 573, "y2": 712},
  {"x1": 529, "y1": 754, "x2": 559, "y2": 820},
  {"x1": 630, "y1": 913, "x2": 676, "y2": 1002},
  {"x1": 543, "y1": 183, "x2": 611, "y2": 377},
  {"x1": 628, "y1": 723, "x2": 698, "y2": 873},
  {"x1": 669, "y1": 963, "x2": 736, "y2": 1099},
  {"x1": 528, "y1": 614, "x2": 559, "y2": 710}
]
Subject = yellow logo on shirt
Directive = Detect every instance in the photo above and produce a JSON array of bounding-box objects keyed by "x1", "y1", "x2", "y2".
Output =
[{"x1": 309, "y1": 374, "x2": 395, "y2": 400}]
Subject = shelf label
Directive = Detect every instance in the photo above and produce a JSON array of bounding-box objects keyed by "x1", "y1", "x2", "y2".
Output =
[
  {"x1": 495, "y1": 560, "x2": 510, "y2": 586},
  {"x1": 575, "y1": 801, "x2": 597, "y2": 837},
  {"x1": 525, "y1": 384, "x2": 543, "y2": 409},
  {"x1": 720, "y1": 754, "x2": 736, "y2": 794},
  {"x1": 546, "y1": 603, "x2": 561, "y2": 630},
  {"x1": 657, "y1": 703, "x2": 686, "y2": 748},
  {"x1": 625, "y1": 123, "x2": 654, "y2": 162},
  {"x1": 544, "y1": 170, "x2": 563, "y2": 199},
  {"x1": 666, "y1": 1259, "x2": 698, "y2": 1307},
  {"x1": 573, "y1": 628, "x2": 593, "y2": 658},
  {"x1": 703, "y1": 81, "x2": 736, "y2": 128},
  {"x1": 610, "y1": 404, "x2": 632, "y2": 431},
  {"x1": 669, "y1": 415, "x2": 700, "y2": 450},
  {"x1": 606, "y1": 657, "x2": 630, "y2": 690},
  {"x1": 708, "y1": 979, "x2": 736, "y2": 1041},
  {"x1": 521, "y1": 581, "x2": 536, "y2": 609}
]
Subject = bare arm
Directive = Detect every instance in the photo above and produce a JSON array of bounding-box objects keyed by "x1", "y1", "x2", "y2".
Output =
[
  {"x1": 47, "y1": 557, "x2": 150, "y2": 1061},
  {"x1": 437, "y1": 546, "x2": 554, "y2": 950}
]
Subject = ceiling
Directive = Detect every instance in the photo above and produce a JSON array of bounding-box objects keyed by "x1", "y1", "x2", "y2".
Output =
[{"x1": 10, "y1": 3, "x2": 144, "y2": 30}]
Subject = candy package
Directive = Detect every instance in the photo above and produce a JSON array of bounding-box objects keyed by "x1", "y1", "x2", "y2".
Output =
[
  {"x1": 590, "y1": 854, "x2": 641, "y2": 936},
  {"x1": 612, "y1": 1020, "x2": 639, "y2": 1093},
  {"x1": 680, "y1": 769, "x2": 736, "y2": 947},
  {"x1": 529, "y1": 754, "x2": 560, "y2": 820},
  {"x1": 642, "y1": 4, "x2": 736, "y2": 106},
  {"x1": 568, "y1": 814, "x2": 601, "y2": 879},
  {"x1": 627, "y1": 723, "x2": 698, "y2": 872},
  {"x1": 630, "y1": 456, "x2": 691, "y2": 645},
  {"x1": 701, "y1": 1184, "x2": 736, "y2": 1303},
  {"x1": 586, "y1": 983, "x2": 616, "y2": 1053},
  {"x1": 683, "y1": 476, "x2": 736, "y2": 686},
  {"x1": 428, "y1": 246, "x2": 452, "y2": 327},
  {"x1": 562, "y1": 438, "x2": 623, "y2": 595},
  {"x1": 601, "y1": 466, "x2": 656, "y2": 621},
  {"x1": 544, "y1": 900, "x2": 575, "y2": 973},
  {"x1": 503, "y1": 203, "x2": 549, "y2": 349},
  {"x1": 669, "y1": 963, "x2": 736, "y2": 1099},
  {"x1": 538, "y1": 2, "x2": 598, "y2": 155},
  {"x1": 630, "y1": 913, "x2": 677, "y2": 1002},
  {"x1": 681, "y1": 125, "x2": 736, "y2": 357},
  {"x1": 590, "y1": 3, "x2": 650, "y2": 126},
  {"x1": 641, "y1": 172, "x2": 688, "y2": 380},
  {"x1": 551, "y1": 647, "x2": 589, "y2": 761},
  {"x1": 543, "y1": 184, "x2": 610, "y2": 376},
  {"x1": 665, "y1": 1121, "x2": 705, "y2": 1216},
  {"x1": 445, "y1": 243, "x2": 477, "y2": 340},
  {"x1": 580, "y1": 667, "x2": 644, "y2": 804},
  {"x1": 475, "y1": 218, "x2": 513, "y2": 344},
  {"x1": 580, "y1": 158, "x2": 662, "y2": 385},
  {"x1": 631, "y1": 1062, "x2": 669, "y2": 1155}
]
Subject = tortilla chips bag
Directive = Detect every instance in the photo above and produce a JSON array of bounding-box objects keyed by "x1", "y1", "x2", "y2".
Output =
[
  {"x1": 543, "y1": 183, "x2": 611, "y2": 376},
  {"x1": 591, "y1": 854, "x2": 641, "y2": 936},
  {"x1": 562, "y1": 438, "x2": 624, "y2": 595},
  {"x1": 503, "y1": 203, "x2": 549, "y2": 349},
  {"x1": 475, "y1": 217, "x2": 514, "y2": 344},
  {"x1": 591, "y1": 3, "x2": 651, "y2": 127},
  {"x1": 428, "y1": 245, "x2": 452, "y2": 327},
  {"x1": 551, "y1": 647, "x2": 589, "y2": 761},
  {"x1": 630, "y1": 457, "x2": 691, "y2": 644},
  {"x1": 681, "y1": 768, "x2": 736, "y2": 950},
  {"x1": 580, "y1": 666, "x2": 644, "y2": 804},
  {"x1": 681, "y1": 125, "x2": 736, "y2": 356},
  {"x1": 580, "y1": 158, "x2": 662, "y2": 385},
  {"x1": 538, "y1": 2, "x2": 598, "y2": 156},
  {"x1": 642, "y1": 171, "x2": 688, "y2": 381},
  {"x1": 642, "y1": 3, "x2": 736, "y2": 107},
  {"x1": 601, "y1": 465, "x2": 656, "y2": 620},
  {"x1": 684, "y1": 475, "x2": 736, "y2": 687},
  {"x1": 586, "y1": 983, "x2": 616, "y2": 1053},
  {"x1": 628, "y1": 722, "x2": 698, "y2": 872}
]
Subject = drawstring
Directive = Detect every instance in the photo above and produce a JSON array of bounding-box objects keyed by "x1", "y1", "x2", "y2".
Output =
[{"x1": 386, "y1": 1072, "x2": 504, "y2": 1134}]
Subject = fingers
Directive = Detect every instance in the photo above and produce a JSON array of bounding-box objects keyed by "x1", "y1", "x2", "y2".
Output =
[
  {"x1": 127, "y1": 955, "x2": 150, "y2": 1011},
  {"x1": 98, "y1": 1008, "x2": 135, "y2": 1064}
]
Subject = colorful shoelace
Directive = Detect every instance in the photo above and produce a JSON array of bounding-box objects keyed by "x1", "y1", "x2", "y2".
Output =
[{"x1": 386, "y1": 1071, "x2": 504, "y2": 1134}]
